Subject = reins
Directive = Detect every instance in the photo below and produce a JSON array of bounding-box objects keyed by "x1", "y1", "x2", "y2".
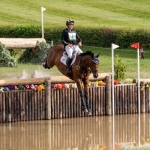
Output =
[
  {"x1": 71, "y1": 53, "x2": 99, "y2": 77},
  {"x1": 75, "y1": 56, "x2": 91, "y2": 76}
]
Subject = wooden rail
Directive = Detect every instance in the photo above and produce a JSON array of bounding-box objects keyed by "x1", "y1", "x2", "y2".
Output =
[
  {"x1": 0, "y1": 76, "x2": 150, "y2": 122},
  {"x1": 0, "y1": 38, "x2": 46, "y2": 49}
]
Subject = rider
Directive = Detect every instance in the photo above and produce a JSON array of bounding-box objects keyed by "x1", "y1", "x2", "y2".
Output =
[{"x1": 62, "y1": 19, "x2": 83, "y2": 75}]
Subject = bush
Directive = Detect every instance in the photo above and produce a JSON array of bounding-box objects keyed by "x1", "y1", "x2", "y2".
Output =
[
  {"x1": 0, "y1": 43, "x2": 16, "y2": 67},
  {"x1": 18, "y1": 42, "x2": 50, "y2": 64},
  {"x1": 1, "y1": 25, "x2": 150, "y2": 48},
  {"x1": 114, "y1": 55, "x2": 126, "y2": 81}
]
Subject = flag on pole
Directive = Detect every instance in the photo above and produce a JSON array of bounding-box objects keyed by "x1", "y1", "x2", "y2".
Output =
[
  {"x1": 111, "y1": 43, "x2": 119, "y2": 116},
  {"x1": 130, "y1": 42, "x2": 140, "y2": 49},
  {"x1": 42, "y1": 7, "x2": 46, "y2": 11},
  {"x1": 112, "y1": 43, "x2": 119, "y2": 50},
  {"x1": 130, "y1": 42, "x2": 140, "y2": 115}
]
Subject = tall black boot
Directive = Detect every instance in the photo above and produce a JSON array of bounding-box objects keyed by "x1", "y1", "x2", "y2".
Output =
[
  {"x1": 79, "y1": 90, "x2": 88, "y2": 114},
  {"x1": 66, "y1": 57, "x2": 72, "y2": 75},
  {"x1": 85, "y1": 93, "x2": 92, "y2": 115}
]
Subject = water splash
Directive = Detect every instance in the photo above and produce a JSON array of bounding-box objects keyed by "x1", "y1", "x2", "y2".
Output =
[
  {"x1": 17, "y1": 70, "x2": 29, "y2": 79},
  {"x1": 31, "y1": 69, "x2": 49, "y2": 78}
]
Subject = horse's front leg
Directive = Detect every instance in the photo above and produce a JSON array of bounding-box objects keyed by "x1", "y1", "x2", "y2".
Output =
[
  {"x1": 75, "y1": 80, "x2": 88, "y2": 114},
  {"x1": 83, "y1": 79, "x2": 92, "y2": 115},
  {"x1": 43, "y1": 54, "x2": 50, "y2": 69}
]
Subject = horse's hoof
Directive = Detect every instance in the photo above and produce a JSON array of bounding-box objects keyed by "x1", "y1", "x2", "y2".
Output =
[
  {"x1": 88, "y1": 109, "x2": 91, "y2": 115},
  {"x1": 88, "y1": 111, "x2": 92, "y2": 116},
  {"x1": 82, "y1": 108, "x2": 88, "y2": 113},
  {"x1": 42, "y1": 63, "x2": 46, "y2": 68}
]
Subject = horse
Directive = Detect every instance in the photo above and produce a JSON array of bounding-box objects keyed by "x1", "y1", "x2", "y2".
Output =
[{"x1": 43, "y1": 44, "x2": 100, "y2": 115}]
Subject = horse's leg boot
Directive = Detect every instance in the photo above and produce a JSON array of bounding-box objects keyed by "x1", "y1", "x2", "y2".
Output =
[
  {"x1": 79, "y1": 91, "x2": 88, "y2": 114},
  {"x1": 66, "y1": 57, "x2": 72, "y2": 75},
  {"x1": 43, "y1": 63, "x2": 47, "y2": 68},
  {"x1": 85, "y1": 93, "x2": 92, "y2": 115}
]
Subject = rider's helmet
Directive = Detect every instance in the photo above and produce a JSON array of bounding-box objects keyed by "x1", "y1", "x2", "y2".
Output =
[{"x1": 66, "y1": 19, "x2": 74, "y2": 25}]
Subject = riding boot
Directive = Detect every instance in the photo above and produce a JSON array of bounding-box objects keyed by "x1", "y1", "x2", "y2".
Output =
[
  {"x1": 79, "y1": 90, "x2": 88, "y2": 114},
  {"x1": 85, "y1": 93, "x2": 92, "y2": 115},
  {"x1": 66, "y1": 57, "x2": 72, "y2": 75}
]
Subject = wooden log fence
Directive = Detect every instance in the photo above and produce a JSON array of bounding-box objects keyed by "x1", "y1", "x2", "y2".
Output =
[
  {"x1": 0, "y1": 38, "x2": 46, "y2": 49},
  {"x1": 0, "y1": 76, "x2": 150, "y2": 122}
]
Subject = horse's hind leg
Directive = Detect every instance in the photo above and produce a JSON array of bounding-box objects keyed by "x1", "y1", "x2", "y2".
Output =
[
  {"x1": 83, "y1": 79, "x2": 92, "y2": 115},
  {"x1": 79, "y1": 90, "x2": 88, "y2": 114},
  {"x1": 75, "y1": 80, "x2": 88, "y2": 114}
]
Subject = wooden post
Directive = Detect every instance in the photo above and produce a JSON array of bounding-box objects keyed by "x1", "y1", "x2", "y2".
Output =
[
  {"x1": 141, "y1": 81, "x2": 145, "y2": 113},
  {"x1": 106, "y1": 76, "x2": 111, "y2": 115},
  {"x1": 45, "y1": 79, "x2": 51, "y2": 119}
]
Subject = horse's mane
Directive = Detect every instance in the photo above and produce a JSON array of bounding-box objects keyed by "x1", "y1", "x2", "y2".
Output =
[{"x1": 79, "y1": 51, "x2": 94, "y2": 58}]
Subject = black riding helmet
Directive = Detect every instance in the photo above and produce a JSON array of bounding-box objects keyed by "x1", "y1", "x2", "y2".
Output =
[{"x1": 66, "y1": 19, "x2": 74, "y2": 25}]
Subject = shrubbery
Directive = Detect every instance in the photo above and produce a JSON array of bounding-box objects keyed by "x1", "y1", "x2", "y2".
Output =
[
  {"x1": 114, "y1": 55, "x2": 126, "y2": 81},
  {"x1": 0, "y1": 25, "x2": 150, "y2": 48},
  {"x1": 18, "y1": 42, "x2": 50, "y2": 64},
  {"x1": 0, "y1": 43, "x2": 16, "y2": 67}
]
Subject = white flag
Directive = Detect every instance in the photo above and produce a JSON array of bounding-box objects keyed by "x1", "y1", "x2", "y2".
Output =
[
  {"x1": 41, "y1": 7, "x2": 46, "y2": 11},
  {"x1": 112, "y1": 43, "x2": 119, "y2": 50}
]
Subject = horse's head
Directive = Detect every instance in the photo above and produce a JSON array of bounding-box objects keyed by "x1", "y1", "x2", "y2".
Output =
[
  {"x1": 90, "y1": 53, "x2": 100, "y2": 78},
  {"x1": 79, "y1": 51, "x2": 100, "y2": 78}
]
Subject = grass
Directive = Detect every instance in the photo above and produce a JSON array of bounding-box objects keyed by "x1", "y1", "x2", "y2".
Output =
[
  {"x1": 0, "y1": 46, "x2": 150, "y2": 80},
  {"x1": 1, "y1": 0, "x2": 150, "y2": 29},
  {"x1": 0, "y1": 0, "x2": 150, "y2": 80}
]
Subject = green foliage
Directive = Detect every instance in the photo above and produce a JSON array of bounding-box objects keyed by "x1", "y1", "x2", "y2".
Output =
[
  {"x1": 0, "y1": 25, "x2": 41, "y2": 38},
  {"x1": 18, "y1": 41, "x2": 50, "y2": 64},
  {"x1": 0, "y1": 43, "x2": 16, "y2": 67},
  {"x1": 18, "y1": 49, "x2": 35, "y2": 63},
  {"x1": 8, "y1": 49, "x2": 18, "y2": 58},
  {"x1": 114, "y1": 55, "x2": 126, "y2": 81},
  {"x1": 1, "y1": 26, "x2": 150, "y2": 48}
]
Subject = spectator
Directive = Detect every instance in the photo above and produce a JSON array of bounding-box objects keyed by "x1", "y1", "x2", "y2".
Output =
[{"x1": 139, "y1": 47, "x2": 144, "y2": 59}]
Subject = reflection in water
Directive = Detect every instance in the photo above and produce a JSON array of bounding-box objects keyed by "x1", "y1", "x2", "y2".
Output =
[{"x1": 0, "y1": 114, "x2": 150, "y2": 150}]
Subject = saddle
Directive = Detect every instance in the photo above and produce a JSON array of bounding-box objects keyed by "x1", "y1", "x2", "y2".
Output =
[
  {"x1": 63, "y1": 51, "x2": 80, "y2": 58},
  {"x1": 60, "y1": 51, "x2": 79, "y2": 66}
]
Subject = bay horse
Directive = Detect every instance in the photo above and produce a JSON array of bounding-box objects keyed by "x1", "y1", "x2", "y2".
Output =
[{"x1": 43, "y1": 44, "x2": 100, "y2": 115}]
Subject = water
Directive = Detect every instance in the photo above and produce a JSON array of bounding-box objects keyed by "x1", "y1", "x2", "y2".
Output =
[{"x1": 0, "y1": 114, "x2": 150, "y2": 150}]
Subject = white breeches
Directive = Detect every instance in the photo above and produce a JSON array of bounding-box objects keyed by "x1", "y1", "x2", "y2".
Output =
[{"x1": 65, "y1": 45, "x2": 83, "y2": 59}]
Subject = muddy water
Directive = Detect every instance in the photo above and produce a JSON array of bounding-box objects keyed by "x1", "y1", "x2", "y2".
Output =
[{"x1": 0, "y1": 114, "x2": 150, "y2": 150}]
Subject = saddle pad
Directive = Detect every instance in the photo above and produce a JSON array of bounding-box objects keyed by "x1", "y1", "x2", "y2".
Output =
[{"x1": 60, "y1": 54, "x2": 76, "y2": 66}]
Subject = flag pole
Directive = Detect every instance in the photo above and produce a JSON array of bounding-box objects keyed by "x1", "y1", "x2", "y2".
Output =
[
  {"x1": 131, "y1": 42, "x2": 140, "y2": 114},
  {"x1": 41, "y1": 7, "x2": 46, "y2": 39},
  {"x1": 137, "y1": 48, "x2": 140, "y2": 114},
  {"x1": 111, "y1": 43, "x2": 119, "y2": 115},
  {"x1": 111, "y1": 43, "x2": 115, "y2": 150},
  {"x1": 137, "y1": 46, "x2": 141, "y2": 147},
  {"x1": 111, "y1": 44, "x2": 114, "y2": 116},
  {"x1": 111, "y1": 43, "x2": 119, "y2": 150}
]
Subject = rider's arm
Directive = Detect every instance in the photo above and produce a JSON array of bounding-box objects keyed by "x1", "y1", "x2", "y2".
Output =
[
  {"x1": 62, "y1": 29, "x2": 70, "y2": 46},
  {"x1": 76, "y1": 33, "x2": 82, "y2": 44}
]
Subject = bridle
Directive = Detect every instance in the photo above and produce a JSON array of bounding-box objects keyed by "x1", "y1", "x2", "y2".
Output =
[{"x1": 76, "y1": 56, "x2": 99, "y2": 76}]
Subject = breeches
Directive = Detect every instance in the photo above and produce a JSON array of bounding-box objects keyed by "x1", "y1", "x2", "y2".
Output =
[{"x1": 65, "y1": 45, "x2": 83, "y2": 59}]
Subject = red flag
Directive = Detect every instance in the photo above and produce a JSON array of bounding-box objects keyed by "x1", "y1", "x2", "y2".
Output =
[{"x1": 130, "y1": 42, "x2": 140, "y2": 49}]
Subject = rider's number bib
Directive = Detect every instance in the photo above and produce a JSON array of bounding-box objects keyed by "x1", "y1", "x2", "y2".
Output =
[{"x1": 68, "y1": 31, "x2": 76, "y2": 43}]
